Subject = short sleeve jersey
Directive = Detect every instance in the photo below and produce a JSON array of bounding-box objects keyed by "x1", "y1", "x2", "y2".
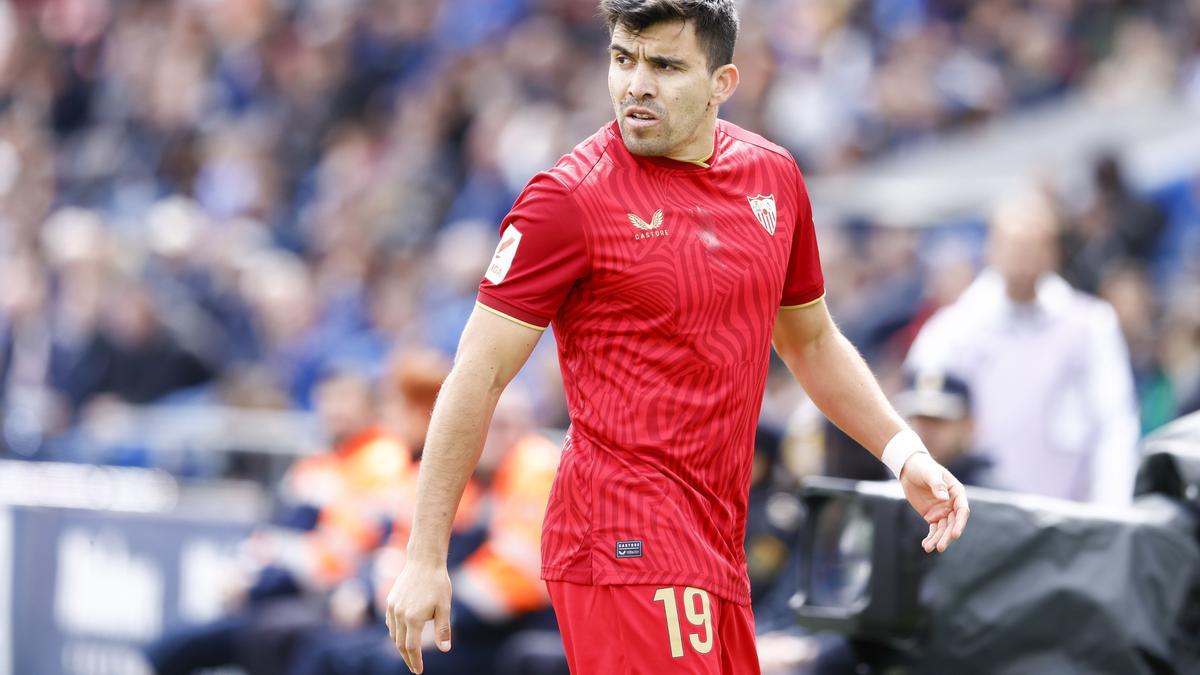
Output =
[{"x1": 477, "y1": 120, "x2": 824, "y2": 605}]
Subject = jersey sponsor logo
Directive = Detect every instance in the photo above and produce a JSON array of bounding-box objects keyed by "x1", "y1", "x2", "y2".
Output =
[
  {"x1": 615, "y1": 539, "x2": 643, "y2": 558},
  {"x1": 628, "y1": 209, "x2": 669, "y2": 241},
  {"x1": 747, "y1": 194, "x2": 777, "y2": 235},
  {"x1": 485, "y1": 226, "x2": 522, "y2": 284}
]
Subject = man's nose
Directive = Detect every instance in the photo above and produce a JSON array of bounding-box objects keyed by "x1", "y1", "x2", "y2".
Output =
[{"x1": 627, "y1": 63, "x2": 657, "y2": 101}]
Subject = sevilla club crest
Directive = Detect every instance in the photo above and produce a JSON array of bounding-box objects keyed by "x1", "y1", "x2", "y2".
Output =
[{"x1": 747, "y1": 194, "x2": 776, "y2": 235}]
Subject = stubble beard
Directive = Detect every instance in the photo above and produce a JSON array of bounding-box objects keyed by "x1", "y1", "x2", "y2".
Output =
[
  {"x1": 620, "y1": 121, "x2": 673, "y2": 156},
  {"x1": 617, "y1": 100, "x2": 711, "y2": 159}
]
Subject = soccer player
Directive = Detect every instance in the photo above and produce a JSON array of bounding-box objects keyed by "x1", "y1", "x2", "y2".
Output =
[{"x1": 385, "y1": 1, "x2": 970, "y2": 673}]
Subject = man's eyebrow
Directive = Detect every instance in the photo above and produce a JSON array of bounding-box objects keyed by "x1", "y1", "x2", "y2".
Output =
[
  {"x1": 608, "y1": 43, "x2": 688, "y2": 69},
  {"x1": 609, "y1": 43, "x2": 633, "y2": 57}
]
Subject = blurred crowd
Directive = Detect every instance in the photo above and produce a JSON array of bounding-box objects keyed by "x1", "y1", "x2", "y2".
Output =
[
  {"x1": 1, "y1": 0, "x2": 1199, "y2": 465},
  {"x1": 0, "y1": 0, "x2": 1198, "y2": 673}
]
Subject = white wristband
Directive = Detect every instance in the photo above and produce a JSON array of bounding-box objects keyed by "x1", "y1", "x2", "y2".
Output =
[{"x1": 881, "y1": 429, "x2": 929, "y2": 479}]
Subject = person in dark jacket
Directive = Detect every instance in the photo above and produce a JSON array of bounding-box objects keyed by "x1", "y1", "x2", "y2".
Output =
[{"x1": 893, "y1": 369, "x2": 993, "y2": 488}]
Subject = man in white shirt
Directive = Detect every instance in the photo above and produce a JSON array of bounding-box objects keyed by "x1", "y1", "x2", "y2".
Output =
[{"x1": 906, "y1": 190, "x2": 1139, "y2": 506}]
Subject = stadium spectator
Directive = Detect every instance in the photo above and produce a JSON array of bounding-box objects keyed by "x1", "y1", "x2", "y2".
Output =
[
  {"x1": 0, "y1": 248, "x2": 64, "y2": 457},
  {"x1": 1098, "y1": 264, "x2": 1179, "y2": 435},
  {"x1": 275, "y1": 368, "x2": 415, "y2": 584},
  {"x1": 745, "y1": 425, "x2": 805, "y2": 607},
  {"x1": 907, "y1": 189, "x2": 1140, "y2": 506},
  {"x1": 145, "y1": 365, "x2": 419, "y2": 675},
  {"x1": 86, "y1": 276, "x2": 215, "y2": 404},
  {"x1": 288, "y1": 388, "x2": 563, "y2": 675},
  {"x1": 379, "y1": 348, "x2": 453, "y2": 459},
  {"x1": 1164, "y1": 285, "x2": 1200, "y2": 419},
  {"x1": 1061, "y1": 153, "x2": 1168, "y2": 294},
  {"x1": 893, "y1": 369, "x2": 993, "y2": 488}
]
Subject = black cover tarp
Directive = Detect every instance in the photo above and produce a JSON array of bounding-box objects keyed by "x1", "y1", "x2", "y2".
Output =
[{"x1": 914, "y1": 490, "x2": 1200, "y2": 675}]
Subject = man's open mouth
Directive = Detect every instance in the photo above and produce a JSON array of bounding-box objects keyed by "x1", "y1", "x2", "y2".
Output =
[{"x1": 625, "y1": 107, "x2": 661, "y2": 127}]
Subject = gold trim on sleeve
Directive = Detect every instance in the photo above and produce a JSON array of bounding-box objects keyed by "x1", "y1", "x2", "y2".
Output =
[
  {"x1": 780, "y1": 292, "x2": 826, "y2": 310},
  {"x1": 475, "y1": 301, "x2": 548, "y2": 332}
]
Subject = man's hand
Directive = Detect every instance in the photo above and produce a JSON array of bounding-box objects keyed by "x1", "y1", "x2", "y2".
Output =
[
  {"x1": 899, "y1": 452, "x2": 970, "y2": 553},
  {"x1": 385, "y1": 562, "x2": 453, "y2": 674}
]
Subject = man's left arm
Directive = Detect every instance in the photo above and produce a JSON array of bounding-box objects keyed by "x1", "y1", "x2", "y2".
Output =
[{"x1": 772, "y1": 298, "x2": 970, "y2": 552}]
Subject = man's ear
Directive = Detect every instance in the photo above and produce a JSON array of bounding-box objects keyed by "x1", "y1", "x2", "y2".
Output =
[{"x1": 710, "y1": 63, "x2": 739, "y2": 107}]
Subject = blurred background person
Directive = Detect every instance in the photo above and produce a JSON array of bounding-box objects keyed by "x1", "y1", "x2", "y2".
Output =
[
  {"x1": 145, "y1": 361, "x2": 426, "y2": 675},
  {"x1": 1061, "y1": 153, "x2": 1168, "y2": 295},
  {"x1": 906, "y1": 190, "x2": 1139, "y2": 506},
  {"x1": 288, "y1": 387, "x2": 564, "y2": 675},
  {"x1": 745, "y1": 425, "x2": 806, "y2": 610},
  {"x1": 893, "y1": 369, "x2": 993, "y2": 489}
]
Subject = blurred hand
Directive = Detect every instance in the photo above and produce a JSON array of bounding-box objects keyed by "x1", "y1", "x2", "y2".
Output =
[
  {"x1": 385, "y1": 561, "x2": 453, "y2": 674},
  {"x1": 899, "y1": 452, "x2": 970, "y2": 553}
]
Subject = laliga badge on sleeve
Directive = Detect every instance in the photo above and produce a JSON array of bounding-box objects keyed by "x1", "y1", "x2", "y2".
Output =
[{"x1": 485, "y1": 226, "x2": 523, "y2": 284}]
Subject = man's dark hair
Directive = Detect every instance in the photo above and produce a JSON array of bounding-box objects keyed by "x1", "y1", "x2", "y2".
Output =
[{"x1": 600, "y1": 0, "x2": 738, "y2": 72}]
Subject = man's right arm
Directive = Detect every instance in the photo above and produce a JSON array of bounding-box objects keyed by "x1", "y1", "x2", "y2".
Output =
[
  {"x1": 386, "y1": 169, "x2": 588, "y2": 673},
  {"x1": 386, "y1": 304, "x2": 542, "y2": 673},
  {"x1": 406, "y1": 305, "x2": 542, "y2": 565}
]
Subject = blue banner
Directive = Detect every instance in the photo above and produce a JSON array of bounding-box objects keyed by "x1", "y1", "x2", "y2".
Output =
[{"x1": 4, "y1": 506, "x2": 252, "y2": 675}]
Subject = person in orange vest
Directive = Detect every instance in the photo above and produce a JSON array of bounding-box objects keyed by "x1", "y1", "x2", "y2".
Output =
[
  {"x1": 147, "y1": 355, "x2": 450, "y2": 675},
  {"x1": 287, "y1": 387, "x2": 565, "y2": 675},
  {"x1": 245, "y1": 366, "x2": 417, "y2": 598},
  {"x1": 381, "y1": 348, "x2": 452, "y2": 460},
  {"x1": 276, "y1": 349, "x2": 456, "y2": 591}
]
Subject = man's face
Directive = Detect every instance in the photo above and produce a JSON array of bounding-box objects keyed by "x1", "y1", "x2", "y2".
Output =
[
  {"x1": 987, "y1": 197, "x2": 1060, "y2": 301},
  {"x1": 990, "y1": 223, "x2": 1058, "y2": 299},
  {"x1": 608, "y1": 20, "x2": 719, "y2": 158},
  {"x1": 315, "y1": 374, "x2": 375, "y2": 446}
]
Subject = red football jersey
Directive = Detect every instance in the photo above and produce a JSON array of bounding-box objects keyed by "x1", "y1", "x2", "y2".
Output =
[{"x1": 477, "y1": 119, "x2": 824, "y2": 605}]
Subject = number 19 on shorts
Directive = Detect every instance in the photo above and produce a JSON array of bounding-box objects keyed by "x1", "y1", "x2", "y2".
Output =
[{"x1": 652, "y1": 586, "x2": 713, "y2": 658}]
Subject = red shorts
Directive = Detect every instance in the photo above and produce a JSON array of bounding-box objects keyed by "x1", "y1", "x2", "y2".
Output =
[{"x1": 547, "y1": 581, "x2": 760, "y2": 675}]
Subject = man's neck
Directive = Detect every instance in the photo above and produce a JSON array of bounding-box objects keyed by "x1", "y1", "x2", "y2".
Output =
[
  {"x1": 1006, "y1": 290, "x2": 1037, "y2": 304},
  {"x1": 1005, "y1": 282, "x2": 1038, "y2": 305},
  {"x1": 666, "y1": 116, "x2": 717, "y2": 167}
]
